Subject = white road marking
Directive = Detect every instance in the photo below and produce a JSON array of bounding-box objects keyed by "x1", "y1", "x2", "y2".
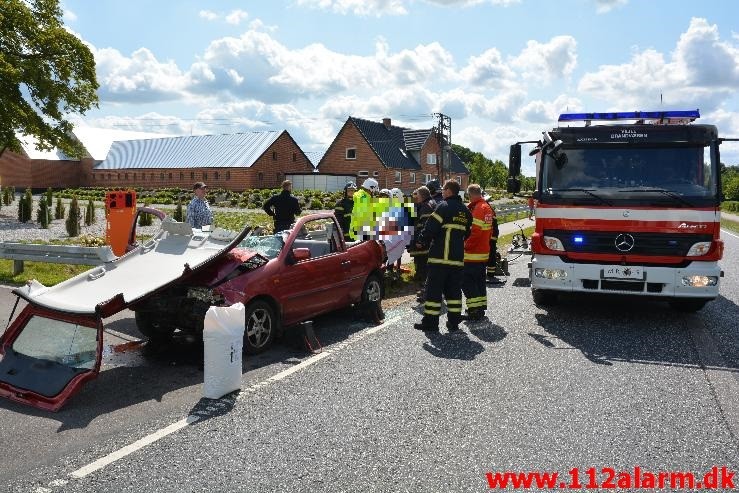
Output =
[
  {"x1": 69, "y1": 316, "x2": 400, "y2": 480},
  {"x1": 721, "y1": 228, "x2": 739, "y2": 240}
]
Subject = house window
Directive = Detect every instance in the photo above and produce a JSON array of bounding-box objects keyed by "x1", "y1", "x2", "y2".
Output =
[
  {"x1": 292, "y1": 152, "x2": 297, "y2": 162},
  {"x1": 358, "y1": 170, "x2": 369, "y2": 177},
  {"x1": 150, "y1": 173, "x2": 154, "y2": 180},
  {"x1": 179, "y1": 172, "x2": 184, "y2": 180},
  {"x1": 272, "y1": 151, "x2": 277, "y2": 160},
  {"x1": 160, "y1": 172, "x2": 165, "y2": 180},
  {"x1": 125, "y1": 173, "x2": 129, "y2": 180},
  {"x1": 133, "y1": 173, "x2": 136, "y2": 180},
  {"x1": 190, "y1": 172, "x2": 195, "y2": 180},
  {"x1": 427, "y1": 153, "x2": 437, "y2": 165},
  {"x1": 168, "y1": 172, "x2": 173, "y2": 180},
  {"x1": 214, "y1": 171, "x2": 219, "y2": 180},
  {"x1": 258, "y1": 172, "x2": 264, "y2": 183},
  {"x1": 345, "y1": 148, "x2": 357, "y2": 160},
  {"x1": 203, "y1": 172, "x2": 208, "y2": 180},
  {"x1": 395, "y1": 171, "x2": 401, "y2": 183},
  {"x1": 226, "y1": 171, "x2": 231, "y2": 180},
  {"x1": 107, "y1": 174, "x2": 111, "y2": 180},
  {"x1": 456, "y1": 176, "x2": 462, "y2": 184},
  {"x1": 424, "y1": 174, "x2": 432, "y2": 184},
  {"x1": 410, "y1": 172, "x2": 416, "y2": 184}
]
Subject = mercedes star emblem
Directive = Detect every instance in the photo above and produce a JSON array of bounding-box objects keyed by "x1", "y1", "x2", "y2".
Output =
[{"x1": 614, "y1": 233, "x2": 635, "y2": 252}]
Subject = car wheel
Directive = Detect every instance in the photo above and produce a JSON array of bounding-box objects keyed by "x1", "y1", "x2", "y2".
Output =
[
  {"x1": 668, "y1": 299, "x2": 707, "y2": 312},
  {"x1": 532, "y1": 288, "x2": 557, "y2": 307},
  {"x1": 244, "y1": 300, "x2": 277, "y2": 354},
  {"x1": 361, "y1": 274, "x2": 383, "y2": 304},
  {"x1": 134, "y1": 310, "x2": 175, "y2": 340}
]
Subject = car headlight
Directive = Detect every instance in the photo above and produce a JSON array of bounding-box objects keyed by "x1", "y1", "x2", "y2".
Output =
[
  {"x1": 542, "y1": 236, "x2": 565, "y2": 251},
  {"x1": 534, "y1": 268, "x2": 568, "y2": 280},
  {"x1": 686, "y1": 242, "x2": 712, "y2": 256},
  {"x1": 681, "y1": 275, "x2": 718, "y2": 287}
]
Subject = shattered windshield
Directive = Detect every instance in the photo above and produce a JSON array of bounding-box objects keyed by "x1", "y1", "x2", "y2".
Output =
[
  {"x1": 239, "y1": 234, "x2": 285, "y2": 260},
  {"x1": 541, "y1": 145, "x2": 716, "y2": 204},
  {"x1": 12, "y1": 316, "x2": 97, "y2": 370}
]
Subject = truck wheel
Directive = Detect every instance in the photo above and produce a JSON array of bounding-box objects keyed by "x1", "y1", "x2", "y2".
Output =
[
  {"x1": 134, "y1": 311, "x2": 175, "y2": 341},
  {"x1": 532, "y1": 289, "x2": 557, "y2": 307},
  {"x1": 668, "y1": 299, "x2": 707, "y2": 312},
  {"x1": 244, "y1": 300, "x2": 277, "y2": 354},
  {"x1": 361, "y1": 274, "x2": 383, "y2": 304}
]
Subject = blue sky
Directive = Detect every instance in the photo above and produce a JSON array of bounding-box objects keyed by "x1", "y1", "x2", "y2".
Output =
[{"x1": 61, "y1": 0, "x2": 739, "y2": 175}]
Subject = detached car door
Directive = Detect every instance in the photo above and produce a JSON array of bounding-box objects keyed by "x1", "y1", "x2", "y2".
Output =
[{"x1": 0, "y1": 305, "x2": 102, "y2": 412}]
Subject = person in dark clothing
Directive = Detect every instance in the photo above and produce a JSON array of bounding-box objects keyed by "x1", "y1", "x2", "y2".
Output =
[
  {"x1": 334, "y1": 182, "x2": 357, "y2": 241},
  {"x1": 408, "y1": 185, "x2": 436, "y2": 302},
  {"x1": 425, "y1": 179, "x2": 443, "y2": 204},
  {"x1": 413, "y1": 180, "x2": 472, "y2": 333},
  {"x1": 263, "y1": 180, "x2": 302, "y2": 232}
]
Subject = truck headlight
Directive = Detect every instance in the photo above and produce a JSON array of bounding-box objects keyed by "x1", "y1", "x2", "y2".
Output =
[
  {"x1": 542, "y1": 236, "x2": 565, "y2": 251},
  {"x1": 534, "y1": 268, "x2": 568, "y2": 280},
  {"x1": 686, "y1": 242, "x2": 712, "y2": 256},
  {"x1": 681, "y1": 275, "x2": 718, "y2": 287}
]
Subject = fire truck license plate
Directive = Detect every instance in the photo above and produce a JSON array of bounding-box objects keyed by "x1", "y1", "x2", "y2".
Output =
[{"x1": 602, "y1": 265, "x2": 644, "y2": 280}]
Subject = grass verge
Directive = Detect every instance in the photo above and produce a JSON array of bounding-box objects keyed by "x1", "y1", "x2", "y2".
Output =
[{"x1": 721, "y1": 218, "x2": 739, "y2": 235}]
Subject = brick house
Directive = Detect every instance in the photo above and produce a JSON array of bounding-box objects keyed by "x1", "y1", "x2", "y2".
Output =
[
  {"x1": 89, "y1": 130, "x2": 312, "y2": 191},
  {"x1": 317, "y1": 117, "x2": 469, "y2": 193}
]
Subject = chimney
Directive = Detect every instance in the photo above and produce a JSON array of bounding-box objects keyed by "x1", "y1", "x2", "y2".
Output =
[{"x1": 382, "y1": 117, "x2": 391, "y2": 129}]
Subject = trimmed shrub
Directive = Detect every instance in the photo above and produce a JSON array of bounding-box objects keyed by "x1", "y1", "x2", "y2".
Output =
[
  {"x1": 55, "y1": 196, "x2": 66, "y2": 220},
  {"x1": 138, "y1": 200, "x2": 153, "y2": 226},
  {"x1": 84, "y1": 198, "x2": 95, "y2": 226},
  {"x1": 18, "y1": 189, "x2": 33, "y2": 223},
  {"x1": 173, "y1": 201, "x2": 184, "y2": 222},
  {"x1": 65, "y1": 197, "x2": 81, "y2": 237},
  {"x1": 37, "y1": 198, "x2": 50, "y2": 228},
  {"x1": 45, "y1": 187, "x2": 53, "y2": 206}
]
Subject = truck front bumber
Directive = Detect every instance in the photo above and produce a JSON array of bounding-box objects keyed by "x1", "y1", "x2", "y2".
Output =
[{"x1": 530, "y1": 254, "x2": 721, "y2": 299}]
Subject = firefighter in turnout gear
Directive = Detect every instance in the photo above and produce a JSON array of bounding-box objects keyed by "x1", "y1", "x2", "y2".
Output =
[
  {"x1": 334, "y1": 182, "x2": 357, "y2": 242},
  {"x1": 463, "y1": 184, "x2": 493, "y2": 320},
  {"x1": 413, "y1": 180, "x2": 472, "y2": 332},
  {"x1": 486, "y1": 207, "x2": 505, "y2": 282},
  {"x1": 408, "y1": 185, "x2": 436, "y2": 301}
]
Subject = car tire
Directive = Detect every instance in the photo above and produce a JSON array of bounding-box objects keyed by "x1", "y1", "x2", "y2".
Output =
[
  {"x1": 668, "y1": 299, "x2": 707, "y2": 312},
  {"x1": 361, "y1": 273, "x2": 383, "y2": 305},
  {"x1": 532, "y1": 288, "x2": 557, "y2": 307},
  {"x1": 134, "y1": 310, "x2": 175, "y2": 341},
  {"x1": 244, "y1": 300, "x2": 277, "y2": 355}
]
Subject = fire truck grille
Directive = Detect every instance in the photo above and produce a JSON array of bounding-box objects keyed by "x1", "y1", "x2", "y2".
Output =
[{"x1": 543, "y1": 230, "x2": 713, "y2": 257}]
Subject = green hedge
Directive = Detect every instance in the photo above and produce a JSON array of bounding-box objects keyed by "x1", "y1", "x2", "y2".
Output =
[{"x1": 722, "y1": 201, "x2": 739, "y2": 213}]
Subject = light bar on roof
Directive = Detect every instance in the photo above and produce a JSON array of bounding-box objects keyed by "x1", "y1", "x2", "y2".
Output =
[{"x1": 558, "y1": 110, "x2": 700, "y2": 122}]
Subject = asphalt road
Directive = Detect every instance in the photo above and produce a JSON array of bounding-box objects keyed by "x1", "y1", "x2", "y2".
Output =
[{"x1": 1, "y1": 229, "x2": 738, "y2": 492}]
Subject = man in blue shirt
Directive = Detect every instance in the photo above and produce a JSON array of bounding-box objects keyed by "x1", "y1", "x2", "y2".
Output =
[{"x1": 186, "y1": 182, "x2": 213, "y2": 229}]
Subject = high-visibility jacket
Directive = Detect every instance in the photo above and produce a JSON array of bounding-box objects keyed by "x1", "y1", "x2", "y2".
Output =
[
  {"x1": 464, "y1": 196, "x2": 494, "y2": 262},
  {"x1": 418, "y1": 195, "x2": 472, "y2": 267},
  {"x1": 349, "y1": 189, "x2": 372, "y2": 240}
]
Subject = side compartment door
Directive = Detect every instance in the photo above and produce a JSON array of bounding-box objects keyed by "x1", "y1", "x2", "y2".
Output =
[{"x1": 0, "y1": 305, "x2": 102, "y2": 411}]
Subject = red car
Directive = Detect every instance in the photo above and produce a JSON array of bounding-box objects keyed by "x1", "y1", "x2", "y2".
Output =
[{"x1": 0, "y1": 212, "x2": 385, "y2": 411}]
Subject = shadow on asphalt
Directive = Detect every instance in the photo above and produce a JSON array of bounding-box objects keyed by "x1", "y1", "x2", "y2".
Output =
[
  {"x1": 531, "y1": 294, "x2": 739, "y2": 372},
  {"x1": 422, "y1": 331, "x2": 485, "y2": 360},
  {"x1": 0, "y1": 309, "x2": 378, "y2": 429}
]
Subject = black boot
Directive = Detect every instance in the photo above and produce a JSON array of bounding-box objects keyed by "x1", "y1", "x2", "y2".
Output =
[{"x1": 414, "y1": 322, "x2": 438, "y2": 332}]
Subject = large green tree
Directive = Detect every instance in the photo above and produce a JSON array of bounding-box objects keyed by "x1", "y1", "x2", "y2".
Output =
[
  {"x1": 0, "y1": 0, "x2": 99, "y2": 158},
  {"x1": 452, "y1": 144, "x2": 511, "y2": 189}
]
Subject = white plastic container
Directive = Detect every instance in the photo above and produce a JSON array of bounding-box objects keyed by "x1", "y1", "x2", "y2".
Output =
[{"x1": 202, "y1": 302, "x2": 245, "y2": 399}]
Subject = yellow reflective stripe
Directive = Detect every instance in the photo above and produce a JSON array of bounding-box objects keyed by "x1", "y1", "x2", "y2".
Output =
[
  {"x1": 424, "y1": 308, "x2": 440, "y2": 316},
  {"x1": 335, "y1": 207, "x2": 344, "y2": 211},
  {"x1": 467, "y1": 301, "x2": 487, "y2": 308},
  {"x1": 425, "y1": 301, "x2": 441, "y2": 307},
  {"x1": 467, "y1": 296, "x2": 487, "y2": 303},
  {"x1": 428, "y1": 258, "x2": 464, "y2": 267},
  {"x1": 447, "y1": 307, "x2": 462, "y2": 313},
  {"x1": 430, "y1": 212, "x2": 443, "y2": 223},
  {"x1": 409, "y1": 250, "x2": 429, "y2": 257},
  {"x1": 442, "y1": 223, "x2": 466, "y2": 230},
  {"x1": 447, "y1": 299, "x2": 462, "y2": 306},
  {"x1": 478, "y1": 225, "x2": 493, "y2": 230},
  {"x1": 472, "y1": 218, "x2": 486, "y2": 227},
  {"x1": 420, "y1": 213, "x2": 432, "y2": 219},
  {"x1": 464, "y1": 253, "x2": 489, "y2": 261},
  {"x1": 444, "y1": 228, "x2": 451, "y2": 260}
]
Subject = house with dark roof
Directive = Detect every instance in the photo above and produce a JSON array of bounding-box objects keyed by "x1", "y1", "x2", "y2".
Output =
[
  {"x1": 88, "y1": 130, "x2": 312, "y2": 191},
  {"x1": 317, "y1": 117, "x2": 469, "y2": 193}
]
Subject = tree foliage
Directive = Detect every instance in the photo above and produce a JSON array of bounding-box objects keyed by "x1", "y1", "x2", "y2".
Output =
[
  {"x1": 722, "y1": 165, "x2": 739, "y2": 201},
  {"x1": 37, "y1": 196, "x2": 50, "y2": 227},
  {"x1": 0, "y1": 0, "x2": 99, "y2": 157},
  {"x1": 452, "y1": 144, "x2": 510, "y2": 189},
  {"x1": 65, "y1": 196, "x2": 80, "y2": 236}
]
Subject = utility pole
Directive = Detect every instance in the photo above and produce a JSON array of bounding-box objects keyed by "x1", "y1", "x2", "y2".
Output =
[{"x1": 433, "y1": 113, "x2": 451, "y2": 182}]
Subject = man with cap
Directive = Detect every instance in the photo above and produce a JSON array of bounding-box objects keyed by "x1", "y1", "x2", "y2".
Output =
[
  {"x1": 186, "y1": 181, "x2": 213, "y2": 229},
  {"x1": 263, "y1": 180, "x2": 302, "y2": 233},
  {"x1": 334, "y1": 182, "x2": 357, "y2": 242}
]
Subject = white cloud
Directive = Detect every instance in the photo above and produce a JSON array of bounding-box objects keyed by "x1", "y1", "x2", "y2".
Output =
[
  {"x1": 461, "y1": 47, "x2": 516, "y2": 88},
  {"x1": 578, "y1": 18, "x2": 739, "y2": 112},
  {"x1": 199, "y1": 10, "x2": 218, "y2": 21},
  {"x1": 294, "y1": 0, "x2": 408, "y2": 16},
  {"x1": 512, "y1": 35, "x2": 577, "y2": 82},
  {"x1": 516, "y1": 95, "x2": 583, "y2": 123},
  {"x1": 594, "y1": 0, "x2": 628, "y2": 14},
  {"x1": 225, "y1": 9, "x2": 249, "y2": 25},
  {"x1": 63, "y1": 8, "x2": 77, "y2": 22}
]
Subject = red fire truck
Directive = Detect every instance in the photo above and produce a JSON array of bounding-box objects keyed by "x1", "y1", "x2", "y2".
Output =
[{"x1": 507, "y1": 110, "x2": 734, "y2": 311}]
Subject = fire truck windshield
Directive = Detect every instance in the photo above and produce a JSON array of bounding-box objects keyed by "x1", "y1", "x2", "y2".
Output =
[{"x1": 540, "y1": 144, "x2": 717, "y2": 206}]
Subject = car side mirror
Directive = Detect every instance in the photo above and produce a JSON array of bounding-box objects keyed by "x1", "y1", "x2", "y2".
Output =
[{"x1": 292, "y1": 247, "x2": 311, "y2": 262}]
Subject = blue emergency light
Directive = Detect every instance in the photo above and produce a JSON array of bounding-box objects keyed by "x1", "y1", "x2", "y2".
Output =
[
  {"x1": 558, "y1": 110, "x2": 700, "y2": 122},
  {"x1": 573, "y1": 236, "x2": 584, "y2": 244}
]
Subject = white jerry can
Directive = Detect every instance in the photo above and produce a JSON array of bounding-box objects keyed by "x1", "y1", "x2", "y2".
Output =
[{"x1": 202, "y1": 302, "x2": 245, "y2": 399}]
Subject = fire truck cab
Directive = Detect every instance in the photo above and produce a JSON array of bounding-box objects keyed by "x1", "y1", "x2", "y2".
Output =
[{"x1": 508, "y1": 110, "x2": 730, "y2": 312}]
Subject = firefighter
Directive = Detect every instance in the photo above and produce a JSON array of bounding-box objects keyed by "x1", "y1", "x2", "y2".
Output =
[
  {"x1": 408, "y1": 185, "x2": 436, "y2": 302},
  {"x1": 349, "y1": 177, "x2": 378, "y2": 240},
  {"x1": 413, "y1": 179, "x2": 472, "y2": 332},
  {"x1": 462, "y1": 184, "x2": 493, "y2": 320},
  {"x1": 425, "y1": 179, "x2": 443, "y2": 203},
  {"x1": 334, "y1": 182, "x2": 356, "y2": 241},
  {"x1": 486, "y1": 206, "x2": 504, "y2": 283}
]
